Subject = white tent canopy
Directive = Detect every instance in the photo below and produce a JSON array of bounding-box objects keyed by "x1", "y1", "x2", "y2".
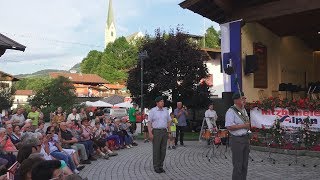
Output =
[
  {"x1": 114, "y1": 101, "x2": 133, "y2": 108},
  {"x1": 91, "y1": 100, "x2": 113, "y2": 107},
  {"x1": 83, "y1": 100, "x2": 113, "y2": 107},
  {"x1": 82, "y1": 101, "x2": 93, "y2": 106}
]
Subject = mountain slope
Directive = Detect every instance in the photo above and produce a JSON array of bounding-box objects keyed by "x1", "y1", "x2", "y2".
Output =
[{"x1": 15, "y1": 63, "x2": 81, "y2": 78}]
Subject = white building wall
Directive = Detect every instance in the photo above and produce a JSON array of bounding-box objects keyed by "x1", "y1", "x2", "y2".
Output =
[
  {"x1": 12, "y1": 95, "x2": 30, "y2": 109},
  {"x1": 206, "y1": 59, "x2": 224, "y2": 98}
]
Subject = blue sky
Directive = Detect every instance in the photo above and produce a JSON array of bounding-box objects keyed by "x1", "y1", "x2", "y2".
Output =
[{"x1": 0, "y1": 0, "x2": 219, "y2": 75}]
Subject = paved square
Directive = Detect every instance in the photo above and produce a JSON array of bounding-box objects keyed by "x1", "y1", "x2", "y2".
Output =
[{"x1": 79, "y1": 141, "x2": 320, "y2": 180}]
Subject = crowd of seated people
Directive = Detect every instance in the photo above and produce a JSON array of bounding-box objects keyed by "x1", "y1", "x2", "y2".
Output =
[{"x1": 0, "y1": 106, "x2": 138, "y2": 180}]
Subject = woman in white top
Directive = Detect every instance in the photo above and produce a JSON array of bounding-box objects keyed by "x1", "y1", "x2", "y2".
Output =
[
  {"x1": 142, "y1": 115, "x2": 149, "y2": 143},
  {"x1": 204, "y1": 104, "x2": 218, "y2": 131}
]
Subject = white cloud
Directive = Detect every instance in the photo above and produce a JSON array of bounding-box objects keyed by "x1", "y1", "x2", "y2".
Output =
[
  {"x1": 0, "y1": 0, "x2": 215, "y2": 75},
  {"x1": 0, "y1": 0, "x2": 141, "y2": 75}
]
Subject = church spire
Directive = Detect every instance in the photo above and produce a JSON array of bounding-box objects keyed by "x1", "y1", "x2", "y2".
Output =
[
  {"x1": 107, "y1": 0, "x2": 114, "y2": 28},
  {"x1": 105, "y1": 0, "x2": 116, "y2": 47}
]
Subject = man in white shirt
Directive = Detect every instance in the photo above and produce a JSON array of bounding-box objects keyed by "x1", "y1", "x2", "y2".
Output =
[
  {"x1": 204, "y1": 104, "x2": 218, "y2": 131},
  {"x1": 67, "y1": 108, "x2": 81, "y2": 122},
  {"x1": 225, "y1": 92, "x2": 250, "y2": 180},
  {"x1": 148, "y1": 96, "x2": 170, "y2": 174}
]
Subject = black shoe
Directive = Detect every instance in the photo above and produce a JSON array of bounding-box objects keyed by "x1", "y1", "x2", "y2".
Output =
[
  {"x1": 81, "y1": 160, "x2": 91, "y2": 164},
  {"x1": 132, "y1": 142, "x2": 138, "y2": 146},
  {"x1": 155, "y1": 169, "x2": 163, "y2": 173},
  {"x1": 172, "y1": 145, "x2": 176, "y2": 149},
  {"x1": 76, "y1": 165, "x2": 85, "y2": 171},
  {"x1": 160, "y1": 168, "x2": 165, "y2": 173},
  {"x1": 108, "y1": 152, "x2": 118, "y2": 157},
  {"x1": 89, "y1": 156, "x2": 97, "y2": 161}
]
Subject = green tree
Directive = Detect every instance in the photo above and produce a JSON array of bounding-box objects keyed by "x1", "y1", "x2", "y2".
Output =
[
  {"x1": 13, "y1": 77, "x2": 52, "y2": 91},
  {"x1": 127, "y1": 28, "x2": 211, "y2": 109},
  {"x1": 0, "y1": 86, "x2": 16, "y2": 111},
  {"x1": 80, "y1": 37, "x2": 138, "y2": 83},
  {"x1": 80, "y1": 50, "x2": 103, "y2": 74},
  {"x1": 29, "y1": 76, "x2": 76, "y2": 121},
  {"x1": 202, "y1": 26, "x2": 221, "y2": 48}
]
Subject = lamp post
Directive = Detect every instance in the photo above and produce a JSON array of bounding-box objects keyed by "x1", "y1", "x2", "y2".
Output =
[{"x1": 138, "y1": 50, "x2": 148, "y2": 118}]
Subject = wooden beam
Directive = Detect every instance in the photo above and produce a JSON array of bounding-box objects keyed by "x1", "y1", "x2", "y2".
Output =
[
  {"x1": 207, "y1": 9, "x2": 225, "y2": 22},
  {"x1": 230, "y1": 0, "x2": 320, "y2": 22},
  {"x1": 214, "y1": 0, "x2": 232, "y2": 14},
  {"x1": 179, "y1": 0, "x2": 202, "y2": 9},
  {"x1": 201, "y1": 4, "x2": 223, "y2": 19}
]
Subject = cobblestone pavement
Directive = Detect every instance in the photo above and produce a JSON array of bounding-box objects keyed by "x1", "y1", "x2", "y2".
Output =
[{"x1": 79, "y1": 141, "x2": 320, "y2": 180}]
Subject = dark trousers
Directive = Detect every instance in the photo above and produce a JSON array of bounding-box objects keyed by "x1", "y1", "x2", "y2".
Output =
[
  {"x1": 175, "y1": 126, "x2": 185, "y2": 145},
  {"x1": 79, "y1": 140, "x2": 94, "y2": 157},
  {"x1": 152, "y1": 129, "x2": 168, "y2": 170},
  {"x1": 115, "y1": 132, "x2": 125, "y2": 146},
  {"x1": 130, "y1": 122, "x2": 137, "y2": 134},
  {"x1": 231, "y1": 135, "x2": 250, "y2": 180}
]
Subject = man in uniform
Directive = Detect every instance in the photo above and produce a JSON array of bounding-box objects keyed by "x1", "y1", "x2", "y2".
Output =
[
  {"x1": 225, "y1": 92, "x2": 250, "y2": 180},
  {"x1": 148, "y1": 96, "x2": 170, "y2": 173}
]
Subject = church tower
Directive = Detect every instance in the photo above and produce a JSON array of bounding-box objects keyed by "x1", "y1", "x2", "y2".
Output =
[{"x1": 105, "y1": 0, "x2": 116, "y2": 47}]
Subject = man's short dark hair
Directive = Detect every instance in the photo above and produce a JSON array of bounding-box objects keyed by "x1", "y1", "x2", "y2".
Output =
[
  {"x1": 155, "y1": 96, "x2": 164, "y2": 102},
  {"x1": 31, "y1": 160, "x2": 61, "y2": 180}
]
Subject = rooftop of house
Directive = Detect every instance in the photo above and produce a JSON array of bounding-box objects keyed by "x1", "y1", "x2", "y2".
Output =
[
  {"x1": 15, "y1": 90, "x2": 33, "y2": 96},
  {"x1": 0, "y1": 71, "x2": 19, "y2": 81},
  {"x1": 49, "y1": 72, "x2": 108, "y2": 84},
  {"x1": 0, "y1": 33, "x2": 26, "y2": 51}
]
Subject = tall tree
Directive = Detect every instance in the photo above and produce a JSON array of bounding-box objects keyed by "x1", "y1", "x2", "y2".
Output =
[
  {"x1": 29, "y1": 76, "x2": 76, "y2": 120},
  {"x1": 202, "y1": 26, "x2": 221, "y2": 48},
  {"x1": 80, "y1": 37, "x2": 138, "y2": 83},
  {"x1": 127, "y1": 28, "x2": 211, "y2": 109}
]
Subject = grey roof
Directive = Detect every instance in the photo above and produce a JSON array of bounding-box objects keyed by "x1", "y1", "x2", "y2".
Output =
[
  {"x1": 0, "y1": 33, "x2": 26, "y2": 51},
  {"x1": 126, "y1": 32, "x2": 140, "y2": 42},
  {"x1": 102, "y1": 95, "x2": 125, "y2": 105}
]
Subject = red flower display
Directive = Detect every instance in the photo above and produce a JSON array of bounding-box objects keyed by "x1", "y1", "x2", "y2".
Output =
[{"x1": 246, "y1": 97, "x2": 320, "y2": 112}]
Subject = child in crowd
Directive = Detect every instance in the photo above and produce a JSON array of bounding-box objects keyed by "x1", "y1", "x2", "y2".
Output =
[
  {"x1": 168, "y1": 113, "x2": 178, "y2": 150},
  {"x1": 142, "y1": 114, "x2": 149, "y2": 143}
]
